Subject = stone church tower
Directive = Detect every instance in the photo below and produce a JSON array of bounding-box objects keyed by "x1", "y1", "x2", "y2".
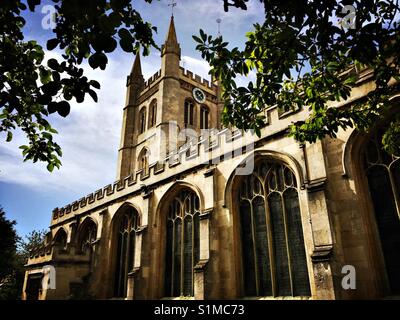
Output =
[
  {"x1": 23, "y1": 16, "x2": 400, "y2": 300},
  {"x1": 117, "y1": 16, "x2": 222, "y2": 181}
]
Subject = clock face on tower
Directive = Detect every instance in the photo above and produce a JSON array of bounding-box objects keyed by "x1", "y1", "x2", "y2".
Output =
[{"x1": 192, "y1": 87, "x2": 206, "y2": 103}]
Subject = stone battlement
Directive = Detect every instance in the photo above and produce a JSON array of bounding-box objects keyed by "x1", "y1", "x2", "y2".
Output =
[
  {"x1": 51, "y1": 128, "x2": 255, "y2": 222},
  {"x1": 138, "y1": 67, "x2": 217, "y2": 97},
  {"x1": 179, "y1": 67, "x2": 217, "y2": 91},
  {"x1": 142, "y1": 69, "x2": 162, "y2": 90}
]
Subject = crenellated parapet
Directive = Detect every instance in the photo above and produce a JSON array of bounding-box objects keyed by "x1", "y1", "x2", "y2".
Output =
[
  {"x1": 141, "y1": 69, "x2": 162, "y2": 91},
  {"x1": 52, "y1": 128, "x2": 254, "y2": 222},
  {"x1": 179, "y1": 67, "x2": 217, "y2": 92},
  {"x1": 27, "y1": 243, "x2": 92, "y2": 266},
  {"x1": 137, "y1": 66, "x2": 217, "y2": 100}
]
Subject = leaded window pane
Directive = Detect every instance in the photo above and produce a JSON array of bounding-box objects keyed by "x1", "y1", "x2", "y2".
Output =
[
  {"x1": 164, "y1": 219, "x2": 174, "y2": 296},
  {"x1": 284, "y1": 188, "x2": 310, "y2": 296},
  {"x1": 238, "y1": 160, "x2": 310, "y2": 297},
  {"x1": 240, "y1": 200, "x2": 256, "y2": 296},
  {"x1": 365, "y1": 131, "x2": 400, "y2": 294},
  {"x1": 194, "y1": 213, "x2": 200, "y2": 267},
  {"x1": 269, "y1": 192, "x2": 291, "y2": 296},
  {"x1": 183, "y1": 216, "x2": 193, "y2": 296},
  {"x1": 253, "y1": 196, "x2": 272, "y2": 296},
  {"x1": 165, "y1": 190, "x2": 200, "y2": 297},
  {"x1": 114, "y1": 209, "x2": 139, "y2": 297},
  {"x1": 173, "y1": 219, "x2": 182, "y2": 297},
  {"x1": 368, "y1": 164, "x2": 400, "y2": 292}
]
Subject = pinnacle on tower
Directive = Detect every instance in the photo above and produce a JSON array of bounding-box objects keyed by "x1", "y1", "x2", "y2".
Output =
[
  {"x1": 161, "y1": 16, "x2": 181, "y2": 57},
  {"x1": 131, "y1": 51, "x2": 143, "y2": 76},
  {"x1": 166, "y1": 16, "x2": 178, "y2": 45},
  {"x1": 127, "y1": 51, "x2": 144, "y2": 89}
]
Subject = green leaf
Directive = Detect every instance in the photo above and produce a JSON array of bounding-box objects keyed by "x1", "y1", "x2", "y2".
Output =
[
  {"x1": 88, "y1": 89, "x2": 98, "y2": 102},
  {"x1": 118, "y1": 28, "x2": 134, "y2": 52},
  {"x1": 200, "y1": 29, "x2": 207, "y2": 42},
  {"x1": 47, "y1": 163, "x2": 54, "y2": 172},
  {"x1": 47, "y1": 58, "x2": 59, "y2": 70},
  {"x1": 89, "y1": 80, "x2": 101, "y2": 89},
  {"x1": 192, "y1": 35, "x2": 203, "y2": 44},
  {"x1": 40, "y1": 69, "x2": 52, "y2": 84},
  {"x1": 47, "y1": 102, "x2": 58, "y2": 114},
  {"x1": 41, "y1": 82, "x2": 60, "y2": 95},
  {"x1": 88, "y1": 52, "x2": 108, "y2": 70},
  {"x1": 27, "y1": 0, "x2": 40, "y2": 11},
  {"x1": 42, "y1": 132, "x2": 53, "y2": 141},
  {"x1": 47, "y1": 39, "x2": 59, "y2": 51},
  {"x1": 6, "y1": 131, "x2": 12, "y2": 142},
  {"x1": 57, "y1": 101, "x2": 71, "y2": 117},
  {"x1": 104, "y1": 37, "x2": 117, "y2": 53}
]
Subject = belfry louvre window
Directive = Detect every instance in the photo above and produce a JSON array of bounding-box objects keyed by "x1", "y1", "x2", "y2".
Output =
[
  {"x1": 184, "y1": 100, "x2": 194, "y2": 126},
  {"x1": 164, "y1": 190, "x2": 200, "y2": 297},
  {"x1": 114, "y1": 209, "x2": 139, "y2": 297},
  {"x1": 238, "y1": 160, "x2": 310, "y2": 297},
  {"x1": 149, "y1": 100, "x2": 157, "y2": 128},
  {"x1": 365, "y1": 130, "x2": 400, "y2": 294},
  {"x1": 200, "y1": 106, "x2": 209, "y2": 129},
  {"x1": 139, "y1": 107, "x2": 146, "y2": 133}
]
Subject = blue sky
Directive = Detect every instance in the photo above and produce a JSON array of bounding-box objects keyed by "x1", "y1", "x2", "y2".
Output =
[{"x1": 0, "y1": 0, "x2": 265, "y2": 237}]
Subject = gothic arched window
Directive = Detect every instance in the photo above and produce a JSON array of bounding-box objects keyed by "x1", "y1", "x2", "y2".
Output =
[
  {"x1": 164, "y1": 190, "x2": 200, "y2": 297},
  {"x1": 184, "y1": 100, "x2": 194, "y2": 127},
  {"x1": 138, "y1": 148, "x2": 149, "y2": 176},
  {"x1": 200, "y1": 105, "x2": 209, "y2": 129},
  {"x1": 365, "y1": 131, "x2": 400, "y2": 294},
  {"x1": 78, "y1": 219, "x2": 97, "y2": 254},
  {"x1": 237, "y1": 160, "x2": 310, "y2": 297},
  {"x1": 139, "y1": 107, "x2": 146, "y2": 134},
  {"x1": 114, "y1": 208, "x2": 139, "y2": 297},
  {"x1": 53, "y1": 228, "x2": 67, "y2": 250},
  {"x1": 149, "y1": 99, "x2": 157, "y2": 128}
]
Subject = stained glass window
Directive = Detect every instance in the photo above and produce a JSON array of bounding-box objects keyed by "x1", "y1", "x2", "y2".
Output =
[
  {"x1": 165, "y1": 190, "x2": 200, "y2": 297},
  {"x1": 114, "y1": 208, "x2": 139, "y2": 297},
  {"x1": 365, "y1": 131, "x2": 400, "y2": 294},
  {"x1": 238, "y1": 161, "x2": 310, "y2": 297}
]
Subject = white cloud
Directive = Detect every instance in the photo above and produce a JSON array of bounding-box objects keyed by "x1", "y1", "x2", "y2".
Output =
[
  {"x1": 0, "y1": 2, "x2": 261, "y2": 202},
  {"x1": 181, "y1": 55, "x2": 211, "y2": 81},
  {"x1": 0, "y1": 51, "x2": 131, "y2": 195}
]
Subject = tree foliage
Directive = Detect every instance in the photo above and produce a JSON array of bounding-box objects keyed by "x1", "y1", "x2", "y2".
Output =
[
  {"x1": 17, "y1": 229, "x2": 47, "y2": 263},
  {"x1": 0, "y1": 207, "x2": 18, "y2": 281},
  {"x1": 0, "y1": 207, "x2": 20, "y2": 300},
  {"x1": 195, "y1": 0, "x2": 400, "y2": 152},
  {"x1": 0, "y1": 207, "x2": 46, "y2": 300},
  {"x1": 1, "y1": 0, "x2": 158, "y2": 171}
]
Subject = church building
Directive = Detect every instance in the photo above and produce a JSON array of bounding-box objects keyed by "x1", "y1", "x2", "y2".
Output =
[{"x1": 22, "y1": 16, "x2": 400, "y2": 300}]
